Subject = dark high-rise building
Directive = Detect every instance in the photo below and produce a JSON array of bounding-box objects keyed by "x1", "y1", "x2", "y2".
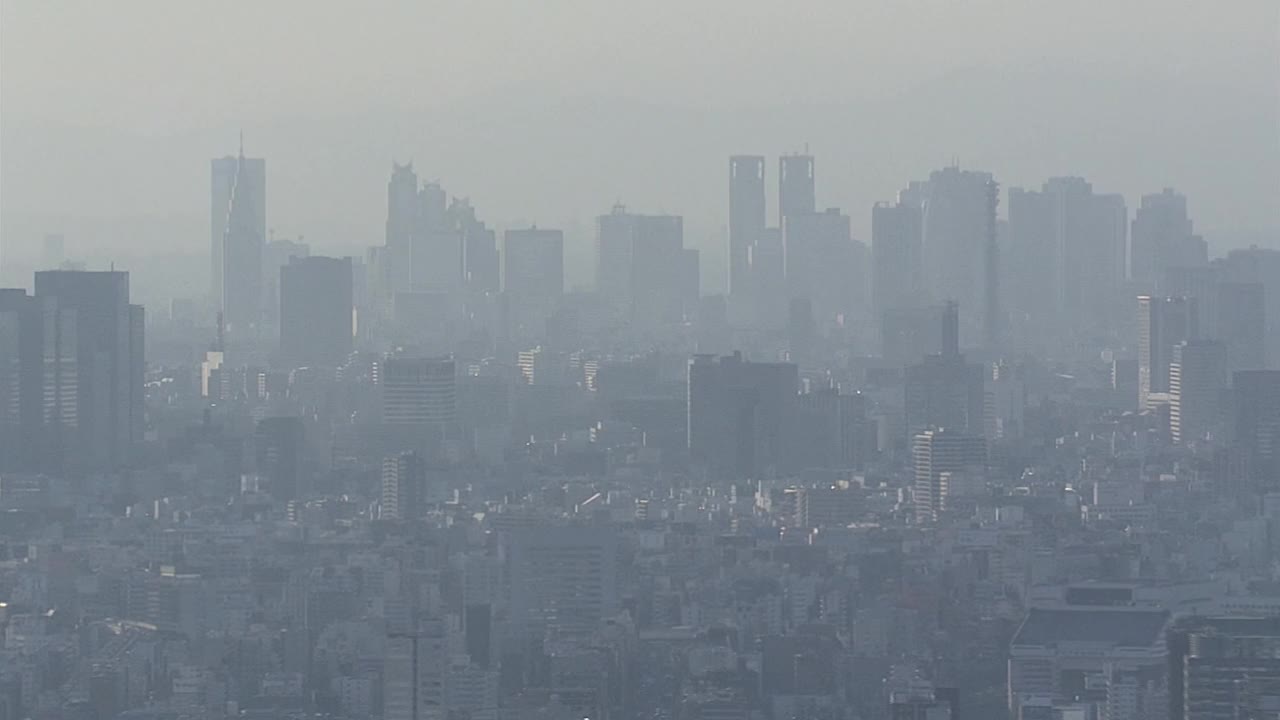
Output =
[
  {"x1": 503, "y1": 228, "x2": 564, "y2": 302},
  {"x1": 255, "y1": 416, "x2": 305, "y2": 501},
  {"x1": 1169, "y1": 340, "x2": 1228, "y2": 444},
  {"x1": 872, "y1": 200, "x2": 925, "y2": 318},
  {"x1": 1131, "y1": 188, "x2": 1207, "y2": 287},
  {"x1": 454, "y1": 198, "x2": 499, "y2": 295},
  {"x1": 783, "y1": 207, "x2": 856, "y2": 329},
  {"x1": 1216, "y1": 282, "x2": 1266, "y2": 372},
  {"x1": 903, "y1": 302, "x2": 986, "y2": 440},
  {"x1": 0, "y1": 289, "x2": 42, "y2": 471},
  {"x1": 33, "y1": 271, "x2": 142, "y2": 473},
  {"x1": 913, "y1": 428, "x2": 987, "y2": 522},
  {"x1": 214, "y1": 140, "x2": 267, "y2": 334},
  {"x1": 1233, "y1": 370, "x2": 1280, "y2": 483},
  {"x1": 916, "y1": 167, "x2": 1000, "y2": 349},
  {"x1": 881, "y1": 305, "x2": 945, "y2": 366},
  {"x1": 778, "y1": 154, "x2": 815, "y2": 224},
  {"x1": 280, "y1": 256, "x2": 354, "y2": 366},
  {"x1": 728, "y1": 156, "x2": 766, "y2": 297},
  {"x1": 688, "y1": 352, "x2": 799, "y2": 479},
  {"x1": 1220, "y1": 247, "x2": 1280, "y2": 369},
  {"x1": 382, "y1": 357, "x2": 457, "y2": 428},
  {"x1": 1138, "y1": 295, "x2": 1198, "y2": 409}
]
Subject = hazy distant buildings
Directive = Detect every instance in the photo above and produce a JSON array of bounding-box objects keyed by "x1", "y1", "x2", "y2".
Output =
[
  {"x1": 1138, "y1": 295, "x2": 1198, "y2": 409},
  {"x1": 783, "y1": 207, "x2": 857, "y2": 330},
  {"x1": 385, "y1": 162, "x2": 419, "y2": 295},
  {"x1": 1131, "y1": 188, "x2": 1207, "y2": 287},
  {"x1": 1007, "y1": 178, "x2": 1127, "y2": 345},
  {"x1": 41, "y1": 234, "x2": 65, "y2": 271},
  {"x1": 0, "y1": 289, "x2": 41, "y2": 471},
  {"x1": 595, "y1": 205, "x2": 691, "y2": 328},
  {"x1": 729, "y1": 156, "x2": 766, "y2": 298},
  {"x1": 916, "y1": 167, "x2": 1000, "y2": 348},
  {"x1": 30, "y1": 271, "x2": 143, "y2": 473},
  {"x1": 1168, "y1": 617, "x2": 1280, "y2": 720},
  {"x1": 212, "y1": 142, "x2": 266, "y2": 333},
  {"x1": 903, "y1": 302, "x2": 986, "y2": 440},
  {"x1": 503, "y1": 227, "x2": 563, "y2": 338},
  {"x1": 688, "y1": 352, "x2": 798, "y2": 479},
  {"x1": 504, "y1": 527, "x2": 619, "y2": 638},
  {"x1": 912, "y1": 428, "x2": 986, "y2": 522},
  {"x1": 280, "y1": 256, "x2": 353, "y2": 367},
  {"x1": 872, "y1": 200, "x2": 925, "y2": 319},
  {"x1": 778, "y1": 154, "x2": 815, "y2": 223}
]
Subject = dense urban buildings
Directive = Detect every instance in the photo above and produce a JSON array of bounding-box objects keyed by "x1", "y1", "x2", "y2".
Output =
[{"x1": 2, "y1": 135, "x2": 1279, "y2": 720}]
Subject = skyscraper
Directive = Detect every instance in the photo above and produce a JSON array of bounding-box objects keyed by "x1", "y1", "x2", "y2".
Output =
[
  {"x1": 871, "y1": 200, "x2": 925, "y2": 318},
  {"x1": 778, "y1": 153, "x2": 815, "y2": 224},
  {"x1": 213, "y1": 140, "x2": 266, "y2": 333},
  {"x1": 503, "y1": 527, "x2": 619, "y2": 638},
  {"x1": 687, "y1": 352, "x2": 798, "y2": 479},
  {"x1": 729, "y1": 156, "x2": 766, "y2": 298},
  {"x1": 1233, "y1": 370, "x2": 1280, "y2": 484},
  {"x1": 783, "y1": 207, "x2": 856, "y2": 329},
  {"x1": 280, "y1": 256, "x2": 354, "y2": 367},
  {"x1": 1169, "y1": 340, "x2": 1228, "y2": 444},
  {"x1": 917, "y1": 167, "x2": 1000, "y2": 348},
  {"x1": 1131, "y1": 188, "x2": 1207, "y2": 287},
  {"x1": 33, "y1": 271, "x2": 143, "y2": 473},
  {"x1": 1007, "y1": 178, "x2": 1127, "y2": 345},
  {"x1": 903, "y1": 302, "x2": 986, "y2": 441},
  {"x1": 385, "y1": 162, "x2": 419, "y2": 295},
  {"x1": 0, "y1": 289, "x2": 42, "y2": 471},
  {"x1": 1137, "y1": 295, "x2": 1198, "y2": 409},
  {"x1": 1216, "y1": 282, "x2": 1267, "y2": 372},
  {"x1": 595, "y1": 205, "x2": 688, "y2": 327},
  {"x1": 913, "y1": 428, "x2": 987, "y2": 522},
  {"x1": 380, "y1": 451, "x2": 427, "y2": 521},
  {"x1": 502, "y1": 228, "x2": 563, "y2": 303}
]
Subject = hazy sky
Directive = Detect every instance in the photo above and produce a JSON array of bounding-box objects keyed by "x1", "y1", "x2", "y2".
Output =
[{"x1": 1, "y1": 1, "x2": 1277, "y2": 298}]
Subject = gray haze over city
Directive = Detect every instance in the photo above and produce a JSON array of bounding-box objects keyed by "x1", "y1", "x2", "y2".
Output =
[{"x1": 2, "y1": 3, "x2": 1280, "y2": 720}]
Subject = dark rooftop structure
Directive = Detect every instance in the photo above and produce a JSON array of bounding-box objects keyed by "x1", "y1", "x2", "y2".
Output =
[{"x1": 1012, "y1": 607, "x2": 1171, "y2": 647}]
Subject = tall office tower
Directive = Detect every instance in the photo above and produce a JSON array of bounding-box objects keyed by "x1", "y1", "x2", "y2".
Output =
[
  {"x1": 783, "y1": 387, "x2": 872, "y2": 472},
  {"x1": 749, "y1": 227, "x2": 788, "y2": 330},
  {"x1": 385, "y1": 162, "x2": 419, "y2": 295},
  {"x1": 916, "y1": 167, "x2": 1000, "y2": 348},
  {"x1": 383, "y1": 618, "x2": 447, "y2": 720},
  {"x1": 912, "y1": 428, "x2": 987, "y2": 522},
  {"x1": 778, "y1": 153, "x2": 816, "y2": 224},
  {"x1": 279, "y1": 256, "x2": 353, "y2": 367},
  {"x1": 1220, "y1": 247, "x2": 1280, "y2": 369},
  {"x1": 410, "y1": 182, "x2": 465, "y2": 295},
  {"x1": 1169, "y1": 340, "x2": 1228, "y2": 444},
  {"x1": 453, "y1": 199, "x2": 500, "y2": 295},
  {"x1": 262, "y1": 235, "x2": 310, "y2": 326},
  {"x1": 1131, "y1": 188, "x2": 1207, "y2": 286},
  {"x1": 0, "y1": 289, "x2": 42, "y2": 471},
  {"x1": 41, "y1": 234, "x2": 65, "y2": 270},
  {"x1": 503, "y1": 227, "x2": 563, "y2": 313},
  {"x1": 871, "y1": 200, "x2": 925, "y2": 318},
  {"x1": 1168, "y1": 617, "x2": 1280, "y2": 720},
  {"x1": 729, "y1": 156, "x2": 766, "y2": 297},
  {"x1": 1233, "y1": 371, "x2": 1280, "y2": 484},
  {"x1": 1007, "y1": 178, "x2": 1127, "y2": 344},
  {"x1": 213, "y1": 140, "x2": 266, "y2": 332},
  {"x1": 503, "y1": 527, "x2": 619, "y2": 638},
  {"x1": 903, "y1": 302, "x2": 986, "y2": 440},
  {"x1": 33, "y1": 271, "x2": 142, "y2": 473},
  {"x1": 382, "y1": 357, "x2": 457, "y2": 427},
  {"x1": 783, "y1": 207, "x2": 856, "y2": 329},
  {"x1": 254, "y1": 416, "x2": 305, "y2": 501},
  {"x1": 687, "y1": 352, "x2": 799, "y2": 479},
  {"x1": 1137, "y1": 296, "x2": 1198, "y2": 409},
  {"x1": 380, "y1": 451, "x2": 427, "y2": 521},
  {"x1": 1217, "y1": 282, "x2": 1266, "y2": 372},
  {"x1": 595, "y1": 205, "x2": 688, "y2": 326}
]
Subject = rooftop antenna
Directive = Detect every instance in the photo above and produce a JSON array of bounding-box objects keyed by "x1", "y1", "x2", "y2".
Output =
[
  {"x1": 216, "y1": 312, "x2": 225, "y2": 352},
  {"x1": 238, "y1": 130, "x2": 244, "y2": 158}
]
